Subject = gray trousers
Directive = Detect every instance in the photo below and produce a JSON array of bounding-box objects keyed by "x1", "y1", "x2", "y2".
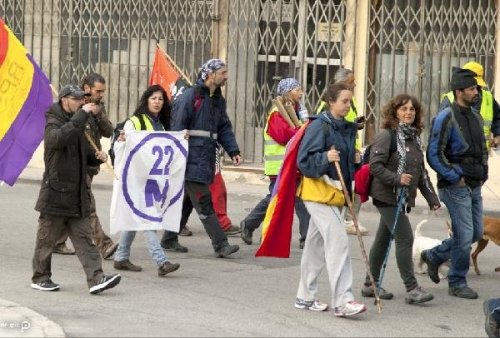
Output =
[
  {"x1": 297, "y1": 202, "x2": 354, "y2": 308},
  {"x1": 184, "y1": 181, "x2": 229, "y2": 251},
  {"x1": 364, "y1": 206, "x2": 417, "y2": 292},
  {"x1": 32, "y1": 213, "x2": 104, "y2": 287}
]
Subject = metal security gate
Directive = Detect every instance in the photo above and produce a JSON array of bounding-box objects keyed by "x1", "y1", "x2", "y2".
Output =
[
  {"x1": 226, "y1": 0, "x2": 355, "y2": 163},
  {"x1": 1, "y1": 0, "x2": 213, "y2": 124},
  {"x1": 2, "y1": 0, "x2": 498, "y2": 163},
  {"x1": 365, "y1": 0, "x2": 498, "y2": 144}
]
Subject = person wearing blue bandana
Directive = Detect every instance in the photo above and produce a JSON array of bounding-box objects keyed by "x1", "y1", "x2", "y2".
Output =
[
  {"x1": 168, "y1": 58, "x2": 242, "y2": 258},
  {"x1": 240, "y1": 77, "x2": 310, "y2": 249}
]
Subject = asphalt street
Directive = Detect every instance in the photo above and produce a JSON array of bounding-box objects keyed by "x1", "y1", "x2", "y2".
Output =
[{"x1": 1, "y1": 176, "x2": 499, "y2": 337}]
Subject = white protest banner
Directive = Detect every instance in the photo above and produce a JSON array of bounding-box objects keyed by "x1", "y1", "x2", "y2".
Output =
[{"x1": 110, "y1": 130, "x2": 188, "y2": 234}]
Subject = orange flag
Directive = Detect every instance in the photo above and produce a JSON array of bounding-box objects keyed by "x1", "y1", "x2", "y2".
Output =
[{"x1": 149, "y1": 48, "x2": 182, "y2": 99}]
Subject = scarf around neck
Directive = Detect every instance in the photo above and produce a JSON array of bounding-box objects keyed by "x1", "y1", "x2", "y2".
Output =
[{"x1": 395, "y1": 123, "x2": 421, "y2": 204}]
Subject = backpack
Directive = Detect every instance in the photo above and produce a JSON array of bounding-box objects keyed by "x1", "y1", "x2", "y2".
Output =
[
  {"x1": 354, "y1": 130, "x2": 397, "y2": 203},
  {"x1": 108, "y1": 116, "x2": 146, "y2": 166}
]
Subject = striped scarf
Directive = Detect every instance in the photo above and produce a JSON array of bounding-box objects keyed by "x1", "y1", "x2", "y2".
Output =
[{"x1": 395, "y1": 123, "x2": 421, "y2": 205}]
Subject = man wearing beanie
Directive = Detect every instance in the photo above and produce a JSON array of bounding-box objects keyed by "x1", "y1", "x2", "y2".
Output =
[
  {"x1": 422, "y1": 67, "x2": 488, "y2": 299},
  {"x1": 439, "y1": 61, "x2": 500, "y2": 152}
]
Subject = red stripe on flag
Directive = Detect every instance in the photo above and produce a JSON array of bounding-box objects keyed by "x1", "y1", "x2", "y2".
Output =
[
  {"x1": 0, "y1": 19, "x2": 10, "y2": 66},
  {"x1": 255, "y1": 122, "x2": 310, "y2": 258}
]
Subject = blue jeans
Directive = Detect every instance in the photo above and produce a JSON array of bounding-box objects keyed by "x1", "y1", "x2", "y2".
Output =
[
  {"x1": 115, "y1": 230, "x2": 168, "y2": 267},
  {"x1": 427, "y1": 185, "x2": 483, "y2": 288}
]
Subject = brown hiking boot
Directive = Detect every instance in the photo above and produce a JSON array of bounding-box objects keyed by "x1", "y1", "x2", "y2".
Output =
[
  {"x1": 223, "y1": 225, "x2": 242, "y2": 236},
  {"x1": 179, "y1": 226, "x2": 193, "y2": 236},
  {"x1": 113, "y1": 259, "x2": 142, "y2": 272},
  {"x1": 102, "y1": 243, "x2": 119, "y2": 260},
  {"x1": 158, "y1": 261, "x2": 180, "y2": 276}
]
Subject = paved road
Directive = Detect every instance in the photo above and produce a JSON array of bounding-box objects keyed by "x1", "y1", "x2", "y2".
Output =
[{"x1": 1, "y1": 178, "x2": 499, "y2": 337}]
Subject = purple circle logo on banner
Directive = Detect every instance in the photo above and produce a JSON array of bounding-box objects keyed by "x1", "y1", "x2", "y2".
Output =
[{"x1": 122, "y1": 133, "x2": 187, "y2": 222}]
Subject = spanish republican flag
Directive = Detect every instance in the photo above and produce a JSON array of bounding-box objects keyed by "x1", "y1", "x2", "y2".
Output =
[
  {"x1": 150, "y1": 47, "x2": 186, "y2": 100},
  {"x1": 0, "y1": 19, "x2": 52, "y2": 186},
  {"x1": 255, "y1": 121, "x2": 310, "y2": 258}
]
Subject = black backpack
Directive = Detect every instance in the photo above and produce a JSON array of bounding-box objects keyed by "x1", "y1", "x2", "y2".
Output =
[{"x1": 108, "y1": 116, "x2": 146, "y2": 166}]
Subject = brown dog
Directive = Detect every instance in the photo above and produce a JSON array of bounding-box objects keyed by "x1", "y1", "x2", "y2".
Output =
[{"x1": 471, "y1": 215, "x2": 500, "y2": 275}]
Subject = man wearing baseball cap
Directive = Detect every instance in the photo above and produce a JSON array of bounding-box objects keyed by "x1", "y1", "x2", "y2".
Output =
[
  {"x1": 422, "y1": 67, "x2": 488, "y2": 299},
  {"x1": 30, "y1": 84, "x2": 121, "y2": 294},
  {"x1": 439, "y1": 61, "x2": 500, "y2": 151}
]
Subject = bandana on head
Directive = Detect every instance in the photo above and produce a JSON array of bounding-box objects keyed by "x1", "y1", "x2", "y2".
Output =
[
  {"x1": 199, "y1": 59, "x2": 226, "y2": 80},
  {"x1": 276, "y1": 78, "x2": 300, "y2": 96}
]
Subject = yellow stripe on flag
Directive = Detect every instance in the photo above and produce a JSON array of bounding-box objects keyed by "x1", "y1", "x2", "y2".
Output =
[
  {"x1": 261, "y1": 196, "x2": 278, "y2": 240},
  {"x1": 0, "y1": 26, "x2": 35, "y2": 141}
]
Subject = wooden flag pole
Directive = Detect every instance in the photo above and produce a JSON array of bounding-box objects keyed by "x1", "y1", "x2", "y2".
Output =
[{"x1": 155, "y1": 43, "x2": 192, "y2": 85}]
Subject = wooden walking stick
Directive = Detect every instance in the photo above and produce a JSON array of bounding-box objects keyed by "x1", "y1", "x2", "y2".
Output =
[{"x1": 333, "y1": 159, "x2": 382, "y2": 313}]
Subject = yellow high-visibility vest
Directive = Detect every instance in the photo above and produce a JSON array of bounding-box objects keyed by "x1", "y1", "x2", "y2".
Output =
[
  {"x1": 264, "y1": 107, "x2": 287, "y2": 176},
  {"x1": 129, "y1": 114, "x2": 155, "y2": 131}
]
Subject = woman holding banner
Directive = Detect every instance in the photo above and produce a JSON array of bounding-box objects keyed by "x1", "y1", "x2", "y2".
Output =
[{"x1": 112, "y1": 85, "x2": 180, "y2": 277}]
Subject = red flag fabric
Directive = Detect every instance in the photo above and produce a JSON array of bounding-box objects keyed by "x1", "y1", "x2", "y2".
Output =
[
  {"x1": 149, "y1": 48, "x2": 181, "y2": 99},
  {"x1": 255, "y1": 121, "x2": 310, "y2": 258}
]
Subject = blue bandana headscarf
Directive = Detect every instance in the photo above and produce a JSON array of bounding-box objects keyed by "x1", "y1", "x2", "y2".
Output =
[
  {"x1": 276, "y1": 78, "x2": 300, "y2": 96},
  {"x1": 199, "y1": 59, "x2": 226, "y2": 80}
]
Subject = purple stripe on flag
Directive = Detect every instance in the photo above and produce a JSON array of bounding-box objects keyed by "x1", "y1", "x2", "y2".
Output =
[{"x1": 0, "y1": 57, "x2": 52, "y2": 186}]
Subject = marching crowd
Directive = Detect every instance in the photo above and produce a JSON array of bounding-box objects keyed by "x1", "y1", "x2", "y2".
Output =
[{"x1": 28, "y1": 57, "x2": 500, "y2": 334}]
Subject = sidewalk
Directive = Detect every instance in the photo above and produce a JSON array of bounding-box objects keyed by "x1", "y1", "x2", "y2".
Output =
[{"x1": 0, "y1": 299, "x2": 64, "y2": 337}]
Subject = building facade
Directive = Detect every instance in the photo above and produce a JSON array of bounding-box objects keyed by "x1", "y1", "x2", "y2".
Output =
[{"x1": 1, "y1": 0, "x2": 498, "y2": 164}]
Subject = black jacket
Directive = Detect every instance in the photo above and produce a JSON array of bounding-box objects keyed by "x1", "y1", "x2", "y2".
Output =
[{"x1": 35, "y1": 102, "x2": 103, "y2": 217}]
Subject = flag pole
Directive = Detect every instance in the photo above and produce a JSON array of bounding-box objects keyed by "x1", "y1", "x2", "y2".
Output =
[{"x1": 155, "y1": 43, "x2": 192, "y2": 86}]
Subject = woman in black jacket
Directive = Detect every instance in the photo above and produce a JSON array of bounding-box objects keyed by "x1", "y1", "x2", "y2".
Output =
[{"x1": 362, "y1": 94, "x2": 440, "y2": 304}]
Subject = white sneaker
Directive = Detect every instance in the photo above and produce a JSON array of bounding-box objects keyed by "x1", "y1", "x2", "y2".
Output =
[
  {"x1": 344, "y1": 220, "x2": 368, "y2": 236},
  {"x1": 334, "y1": 300, "x2": 367, "y2": 317},
  {"x1": 294, "y1": 298, "x2": 328, "y2": 311}
]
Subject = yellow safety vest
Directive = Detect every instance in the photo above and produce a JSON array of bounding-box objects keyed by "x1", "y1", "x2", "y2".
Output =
[
  {"x1": 129, "y1": 114, "x2": 155, "y2": 131},
  {"x1": 441, "y1": 90, "x2": 493, "y2": 147},
  {"x1": 264, "y1": 107, "x2": 287, "y2": 176},
  {"x1": 314, "y1": 97, "x2": 361, "y2": 150}
]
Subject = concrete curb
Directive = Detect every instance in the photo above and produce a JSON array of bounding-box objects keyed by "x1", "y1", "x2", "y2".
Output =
[{"x1": 0, "y1": 299, "x2": 65, "y2": 338}]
